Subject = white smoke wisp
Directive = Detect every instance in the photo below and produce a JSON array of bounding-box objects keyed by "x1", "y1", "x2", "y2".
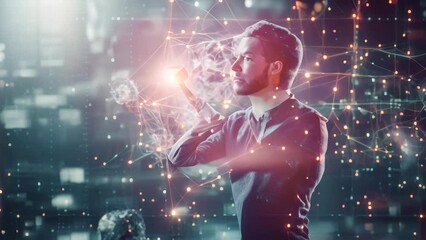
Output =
[
  {"x1": 110, "y1": 70, "x2": 139, "y2": 105},
  {"x1": 185, "y1": 37, "x2": 239, "y2": 106}
]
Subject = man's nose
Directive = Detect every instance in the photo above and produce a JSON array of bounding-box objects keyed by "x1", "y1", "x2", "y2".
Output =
[{"x1": 231, "y1": 59, "x2": 241, "y2": 72}]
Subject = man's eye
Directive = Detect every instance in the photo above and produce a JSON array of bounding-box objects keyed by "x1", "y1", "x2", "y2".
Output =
[{"x1": 243, "y1": 56, "x2": 252, "y2": 61}]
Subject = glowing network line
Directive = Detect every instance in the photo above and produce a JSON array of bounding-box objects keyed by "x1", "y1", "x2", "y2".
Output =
[{"x1": 105, "y1": 0, "x2": 426, "y2": 220}]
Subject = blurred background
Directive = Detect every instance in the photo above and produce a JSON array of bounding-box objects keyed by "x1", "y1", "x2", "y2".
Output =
[{"x1": 0, "y1": 0, "x2": 425, "y2": 239}]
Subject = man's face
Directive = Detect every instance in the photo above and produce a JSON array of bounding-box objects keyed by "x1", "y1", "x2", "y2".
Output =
[{"x1": 231, "y1": 37, "x2": 271, "y2": 95}]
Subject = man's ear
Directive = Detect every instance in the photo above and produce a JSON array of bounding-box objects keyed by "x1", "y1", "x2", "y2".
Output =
[
  {"x1": 269, "y1": 60, "x2": 283, "y2": 88},
  {"x1": 270, "y1": 60, "x2": 283, "y2": 75}
]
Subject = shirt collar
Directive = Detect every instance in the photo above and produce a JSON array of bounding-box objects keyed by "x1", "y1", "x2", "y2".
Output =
[{"x1": 247, "y1": 93, "x2": 295, "y2": 122}]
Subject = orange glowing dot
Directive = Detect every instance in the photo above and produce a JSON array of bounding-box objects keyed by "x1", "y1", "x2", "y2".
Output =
[
  {"x1": 304, "y1": 130, "x2": 309, "y2": 135},
  {"x1": 186, "y1": 187, "x2": 192, "y2": 192},
  {"x1": 286, "y1": 223, "x2": 291, "y2": 228},
  {"x1": 167, "y1": 174, "x2": 172, "y2": 179},
  {"x1": 281, "y1": 146, "x2": 286, "y2": 150},
  {"x1": 333, "y1": 87, "x2": 337, "y2": 92},
  {"x1": 323, "y1": 55, "x2": 328, "y2": 60},
  {"x1": 420, "y1": 214, "x2": 424, "y2": 218},
  {"x1": 304, "y1": 72, "x2": 311, "y2": 78}
]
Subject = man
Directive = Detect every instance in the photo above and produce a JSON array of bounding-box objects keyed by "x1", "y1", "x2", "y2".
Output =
[{"x1": 168, "y1": 20, "x2": 328, "y2": 240}]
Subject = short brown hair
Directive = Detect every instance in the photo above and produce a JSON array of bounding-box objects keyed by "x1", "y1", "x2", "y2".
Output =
[{"x1": 239, "y1": 20, "x2": 303, "y2": 90}]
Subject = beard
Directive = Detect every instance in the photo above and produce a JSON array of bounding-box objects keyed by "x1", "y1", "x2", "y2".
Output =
[{"x1": 233, "y1": 65, "x2": 270, "y2": 96}]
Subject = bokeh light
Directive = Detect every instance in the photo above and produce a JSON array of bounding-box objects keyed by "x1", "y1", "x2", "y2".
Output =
[{"x1": 0, "y1": 0, "x2": 425, "y2": 239}]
